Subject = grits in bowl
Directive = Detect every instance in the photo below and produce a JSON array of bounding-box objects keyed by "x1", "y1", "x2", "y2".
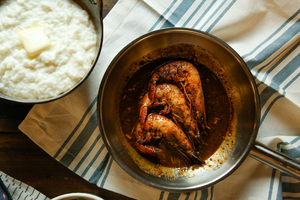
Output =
[{"x1": 0, "y1": 0, "x2": 98, "y2": 100}]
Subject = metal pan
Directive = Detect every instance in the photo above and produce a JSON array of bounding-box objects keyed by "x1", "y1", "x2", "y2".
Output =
[{"x1": 97, "y1": 28, "x2": 300, "y2": 192}]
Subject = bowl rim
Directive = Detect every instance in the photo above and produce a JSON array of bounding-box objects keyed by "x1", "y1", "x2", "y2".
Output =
[
  {"x1": 0, "y1": 0, "x2": 104, "y2": 104},
  {"x1": 51, "y1": 193, "x2": 104, "y2": 200}
]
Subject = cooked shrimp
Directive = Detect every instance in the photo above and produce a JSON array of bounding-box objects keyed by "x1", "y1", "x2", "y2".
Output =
[
  {"x1": 135, "y1": 113, "x2": 203, "y2": 163},
  {"x1": 149, "y1": 60, "x2": 208, "y2": 133},
  {"x1": 139, "y1": 83, "x2": 204, "y2": 145}
]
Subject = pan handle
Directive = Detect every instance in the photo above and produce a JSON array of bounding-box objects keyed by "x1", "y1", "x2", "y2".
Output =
[{"x1": 249, "y1": 141, "x2": 300, "y2": 180}]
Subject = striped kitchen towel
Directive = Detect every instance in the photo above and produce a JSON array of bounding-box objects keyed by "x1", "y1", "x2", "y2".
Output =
[
  {"x1": 19, "y1": 0, "x2": 300, "y2": 199},
  {"x1": 0, "y1": 171, "x2": 49, "y2": 200}
]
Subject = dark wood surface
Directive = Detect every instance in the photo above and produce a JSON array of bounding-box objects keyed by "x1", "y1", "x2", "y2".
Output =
[{"x1": 0, "y1": 0, "x2": 134, "y2": 199}]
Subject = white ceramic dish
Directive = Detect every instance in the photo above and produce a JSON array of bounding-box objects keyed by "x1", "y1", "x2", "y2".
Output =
[
  {"x1": 0, "y1": 0, "x2": 103, "y2": 104},
  {"x1": 52, "y1": 193, "x2": 104, "y2": 200}
]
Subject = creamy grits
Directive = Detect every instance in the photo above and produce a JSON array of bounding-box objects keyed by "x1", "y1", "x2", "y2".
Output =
[{"x1": 0, "y1": 0, "x2": 97, "y2": 99}]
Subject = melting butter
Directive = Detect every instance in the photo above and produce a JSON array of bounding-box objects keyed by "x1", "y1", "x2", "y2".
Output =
[{"x1": 17, "y1": 25, "x2": 51, "y2": 57}]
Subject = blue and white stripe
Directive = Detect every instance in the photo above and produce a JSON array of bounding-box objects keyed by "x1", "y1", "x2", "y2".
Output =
[
  {"x1": 149, "y1": 0, "x2": 237, "y2": 32},
  {"x1": 275, "y1": 137, "x2": 300, "y2": 199},
  {"x1": 0, "y1": 172, "x2": 49, "y2": 200},
  {"x1": 52, "y1": 97, "x2": 112, "y2": 184}
]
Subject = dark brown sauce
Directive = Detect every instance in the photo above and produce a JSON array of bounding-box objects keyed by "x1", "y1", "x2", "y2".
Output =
[{"x1": 119, "y1": 58, "x2": 232, "y2": 168}]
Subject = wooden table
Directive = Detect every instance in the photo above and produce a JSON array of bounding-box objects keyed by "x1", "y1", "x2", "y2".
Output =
[{"x1": 0, "y1": 1, "x2": 134, "y2": 199}]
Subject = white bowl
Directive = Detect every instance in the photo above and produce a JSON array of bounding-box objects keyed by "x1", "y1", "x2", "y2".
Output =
[{"x1": 52, "y1": 193, "x2": 104, "y2": 200}]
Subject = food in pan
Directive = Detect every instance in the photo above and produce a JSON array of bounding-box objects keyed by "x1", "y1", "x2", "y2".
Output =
[
  {"x1": 119, "y1": 59, "x2": 233, "y2": 168},
  {"x1": 139, "y1": 83, "x2": 204, "y2": 148},
  {"x1": 135, "y1": 113, "x2": 203, "y2": 163},
  {"x1": 148, "y1": 60, "x2": 209, "y2": 135},
  {"x1": 0, "y1": 0, "x2": 97, "y2": 99}
]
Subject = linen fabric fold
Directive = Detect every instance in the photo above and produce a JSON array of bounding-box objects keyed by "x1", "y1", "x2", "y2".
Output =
[{"x1": 19, "y1": 0, "x2": 300, "y2": 199}]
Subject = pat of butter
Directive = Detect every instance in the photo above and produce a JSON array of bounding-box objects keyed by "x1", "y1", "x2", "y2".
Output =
[{"x1": 17, "y1": 26, "x2": 51, "y2": 57}]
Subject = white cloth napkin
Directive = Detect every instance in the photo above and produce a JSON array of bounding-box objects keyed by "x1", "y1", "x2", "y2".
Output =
[{"x1": 19, "y1": 0, "x2": 300, "y2": 199}]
